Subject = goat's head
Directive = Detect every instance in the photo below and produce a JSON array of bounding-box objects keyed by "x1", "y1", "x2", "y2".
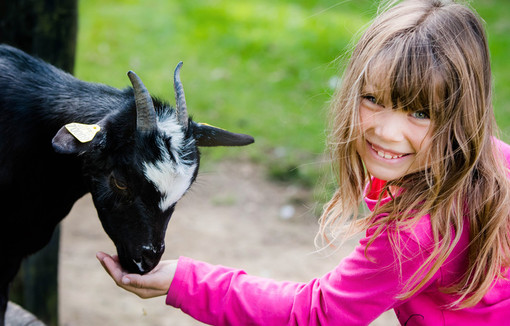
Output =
[{"x1": 51, "y1": 62, "x2": 254, "y2": 274}]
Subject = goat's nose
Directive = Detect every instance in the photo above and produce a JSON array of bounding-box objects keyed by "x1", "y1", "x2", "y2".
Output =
[
  {"x1": 142, "y1": 243, "x2": 165, "y2": 256},
  {"x1": 139, "y1": 243, "x2": 165, "y2": 273}
]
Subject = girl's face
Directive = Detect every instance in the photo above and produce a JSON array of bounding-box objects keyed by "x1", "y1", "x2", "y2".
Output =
[{"x1": 356, "y1": 85, "x2": 433, "y2": 181}]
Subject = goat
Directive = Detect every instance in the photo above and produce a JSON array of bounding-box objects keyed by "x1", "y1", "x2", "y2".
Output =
[{"x1": 0, "y1": 44, "x2": 254, "y2": 324}]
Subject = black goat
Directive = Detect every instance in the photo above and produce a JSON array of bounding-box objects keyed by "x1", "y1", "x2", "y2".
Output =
[{"x1": 0, "y1": 44, "x2": 254, "y2": 324}]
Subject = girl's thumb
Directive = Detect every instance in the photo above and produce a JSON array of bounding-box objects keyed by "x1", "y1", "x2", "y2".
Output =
[{"x1": 122, "y1": 274, "x2": 146, "y2": 289}]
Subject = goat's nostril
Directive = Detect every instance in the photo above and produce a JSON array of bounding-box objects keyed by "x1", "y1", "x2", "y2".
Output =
[
  {"x1": 141, "y1": 244, "x2": 165, "y2": 261},
  {"x1": 136, "y1": 243, "x2": 165, "y2": 273},
  {"x1": 142, "y1": 244, "x2": 165, "y2": 254}
]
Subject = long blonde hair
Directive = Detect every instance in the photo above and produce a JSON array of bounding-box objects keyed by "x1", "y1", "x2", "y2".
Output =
[{"x1": 319, "y1": 0, "x2": 510, "y2": 308}]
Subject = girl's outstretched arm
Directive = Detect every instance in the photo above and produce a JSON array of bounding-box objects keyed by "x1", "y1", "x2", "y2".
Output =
[{"x1": 96, "y1": 251, "x2": 177, "y2": 299}]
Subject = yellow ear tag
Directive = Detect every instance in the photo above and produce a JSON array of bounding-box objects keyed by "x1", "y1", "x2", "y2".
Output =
[{"x1": 64, "y1": 123, "x2": 101, "y2": 143}]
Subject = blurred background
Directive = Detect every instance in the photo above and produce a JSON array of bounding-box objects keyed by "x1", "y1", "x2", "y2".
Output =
[{"x1": 75, "y1": 0, "x2": 510, "y2": 195}]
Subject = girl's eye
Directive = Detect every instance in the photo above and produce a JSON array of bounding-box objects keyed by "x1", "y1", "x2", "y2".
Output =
[
  {"x1": 362, "y1": 95, "x2": 378, "y2": 104},
  {"x1": 412, "y1": 110, "x2": 430, "y2": 120}
]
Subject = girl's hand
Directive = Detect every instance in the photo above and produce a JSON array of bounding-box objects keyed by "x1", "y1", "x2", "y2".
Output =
[{"x1": 96, "y1": 251, "x2": 177, "y2": 299}]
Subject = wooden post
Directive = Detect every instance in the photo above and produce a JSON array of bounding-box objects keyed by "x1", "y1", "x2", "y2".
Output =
[
  {"x1": 9, "y1": 229, "x2": 60, "y2": 326},
  {"x1": 0, "y1": 1, "x2": 77, "y2": 325},
  {"x1": 0, "y1": 0, "x2": 78, "y2": 73}
]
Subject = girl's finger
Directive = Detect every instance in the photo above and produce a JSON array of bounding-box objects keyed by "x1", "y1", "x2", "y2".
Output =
[
  {"x1": 96, "y1": 252, "x2": 114, "y2": 276},
  {"x1": 101, "y1": 255, "x2": 127, "y2": 284},
  {"x1": 123, "y1": 274, "x2": 143, "y2": 287},
  {"x1": 110, "y1": 254, "x2": 121, "y2": 264},
  {"x1": 96, "y1": 251, "x2": 110, "y2": 262}
]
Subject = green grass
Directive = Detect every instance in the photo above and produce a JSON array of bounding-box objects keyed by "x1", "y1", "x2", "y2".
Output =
[
  {"x1": 474, "y1": 1, "x2": 510, "y2": 138},
  {"x1": 75, "y1": 0, "x2": 375, "y2": 182},
  {"x1": 76, "y1": 0, "x2": 510, "y2": 193}
]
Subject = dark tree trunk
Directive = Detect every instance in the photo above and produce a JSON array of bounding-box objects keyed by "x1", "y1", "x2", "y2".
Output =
[
  {"x1": 0, "y1": 0, "x2": 78, "y2": 72},
  {"x1": 0, "y1": 1, "x2": 78, "y2": 325}
]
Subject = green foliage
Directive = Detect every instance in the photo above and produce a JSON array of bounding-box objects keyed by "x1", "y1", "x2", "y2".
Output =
[
  {"x1": 76, "y1": 0, "x2": 510, "y2": 193},
  {"x1": 76, "y1": 0, "x2": 374, "y2": 182},
  {"x1": 474, "y1": 1, "x2": 510, "y2": 140}
]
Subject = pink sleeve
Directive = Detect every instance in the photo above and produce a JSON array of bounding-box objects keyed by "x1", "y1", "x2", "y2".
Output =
[
  {"x1": 166, "y1": 221, "x2": 437, "y2": 325},
  {"x1": 493, "y1": 138, "x2": 510, "y2": 167}
]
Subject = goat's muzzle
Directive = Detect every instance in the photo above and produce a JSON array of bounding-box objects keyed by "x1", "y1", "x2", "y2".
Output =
[{"x1": 118, "y1": 243, "x2": 165, "y2": 274}]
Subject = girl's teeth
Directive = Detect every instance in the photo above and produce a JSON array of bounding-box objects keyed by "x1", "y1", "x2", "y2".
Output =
[{"x1": 374, "y1": 147, "x2": 403, "y2": 159}]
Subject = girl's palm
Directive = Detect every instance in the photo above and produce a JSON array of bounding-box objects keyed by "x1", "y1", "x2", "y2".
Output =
[{"x1": 97, "y1": 251, "x2": 177, "y2": 299}]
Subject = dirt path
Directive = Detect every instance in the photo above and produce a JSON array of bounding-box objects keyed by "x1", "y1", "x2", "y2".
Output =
[{"x1": 59, "y1": 160, "x2": 398, "y2": 325}]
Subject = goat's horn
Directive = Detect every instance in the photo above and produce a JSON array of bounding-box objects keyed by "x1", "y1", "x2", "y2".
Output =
[
  {"x1": 174, "y1": 62, "x2": 189, "y2": 129},
  {"x1": 127, "y1": 71, "x2": 157, "y2": 133}
]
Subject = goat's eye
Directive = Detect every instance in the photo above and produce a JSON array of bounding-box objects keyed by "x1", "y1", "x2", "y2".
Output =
[{"x1": 109, "y1": 173, "x2": 128, "y2": 192}]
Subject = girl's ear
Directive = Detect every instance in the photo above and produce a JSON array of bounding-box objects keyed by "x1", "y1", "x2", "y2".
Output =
[{"x1": 191, "y1": 122, "x2": 254, "y2": 147}]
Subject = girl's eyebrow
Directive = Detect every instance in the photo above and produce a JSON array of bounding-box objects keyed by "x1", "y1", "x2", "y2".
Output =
[
  {"x1": 362, "y1": 84, "x2": 387, "y2": 102},
  {"x1": 361, "y1": 84, "x2": 377, "y2": 94}
]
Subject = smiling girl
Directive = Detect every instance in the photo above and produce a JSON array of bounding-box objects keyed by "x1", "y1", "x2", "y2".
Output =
[{"x1": 98, "y1": 0, "x2": 510, "y2": 324}]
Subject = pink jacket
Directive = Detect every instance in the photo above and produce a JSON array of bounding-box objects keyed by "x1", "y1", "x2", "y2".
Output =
[{"x1": 166, "y1": 139, "x2": 510, "y2": 325}]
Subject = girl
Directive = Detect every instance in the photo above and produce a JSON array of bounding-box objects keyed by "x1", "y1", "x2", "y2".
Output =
[{"x1": 97, "y1": 0, "x2": 510, "y2": 324}]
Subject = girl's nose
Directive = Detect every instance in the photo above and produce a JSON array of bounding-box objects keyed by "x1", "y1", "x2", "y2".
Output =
[{"x1": 373, "y1": 111, "x2": 406, "y2": 142}]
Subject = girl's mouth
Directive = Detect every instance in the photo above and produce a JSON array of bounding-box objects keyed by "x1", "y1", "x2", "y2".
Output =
[{"x1": 368, "y1": 141, "x2": 409, "y2": 160}]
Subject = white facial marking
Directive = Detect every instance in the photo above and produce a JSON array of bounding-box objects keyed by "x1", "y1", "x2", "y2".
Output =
[
  {"x1": 133, "y1": 259, "x2": 144, "y2": 273},
  {"x1": 143, "y1": 114, "x2": 197, "y2": 212},
  {"x1": 157, "y1": 114, "x2": 187, "y2": 150},
  {"x1": 142, "y1": 244, "x2": 158, "y2": 254}
]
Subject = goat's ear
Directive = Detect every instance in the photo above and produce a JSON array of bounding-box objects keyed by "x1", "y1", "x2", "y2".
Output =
[
  {"x1": 52, "y1": 126, "x2": 92, "y2": 154},
  {"x1": 52, "y1": 122, "x2": 105, "y2": 154},
  {"x1": 192, "y1": 122, "x2": 254, "y2": 147}
]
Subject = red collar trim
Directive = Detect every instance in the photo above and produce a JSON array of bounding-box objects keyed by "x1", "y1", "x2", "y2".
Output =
[{"x1": 366, "y1": 178, "x2": 388, "y2": 201}]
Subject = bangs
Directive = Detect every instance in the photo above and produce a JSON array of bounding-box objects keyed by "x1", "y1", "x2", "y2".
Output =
[{"x1": 361, "y1": 33, "x2": 451, "y2": 118}]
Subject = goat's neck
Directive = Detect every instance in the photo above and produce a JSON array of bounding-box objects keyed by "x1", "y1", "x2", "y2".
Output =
[{"x1": 38, "y1": 79, "x2": 134, "y2": 127}]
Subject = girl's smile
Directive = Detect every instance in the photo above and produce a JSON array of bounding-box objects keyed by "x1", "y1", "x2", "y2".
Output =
[
  {"x1": 357, "y1": 90, "x2": 432, "y2": 181},
  {"x1": 367, "y1": 141, "x2": 409, "y2": 160}
]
